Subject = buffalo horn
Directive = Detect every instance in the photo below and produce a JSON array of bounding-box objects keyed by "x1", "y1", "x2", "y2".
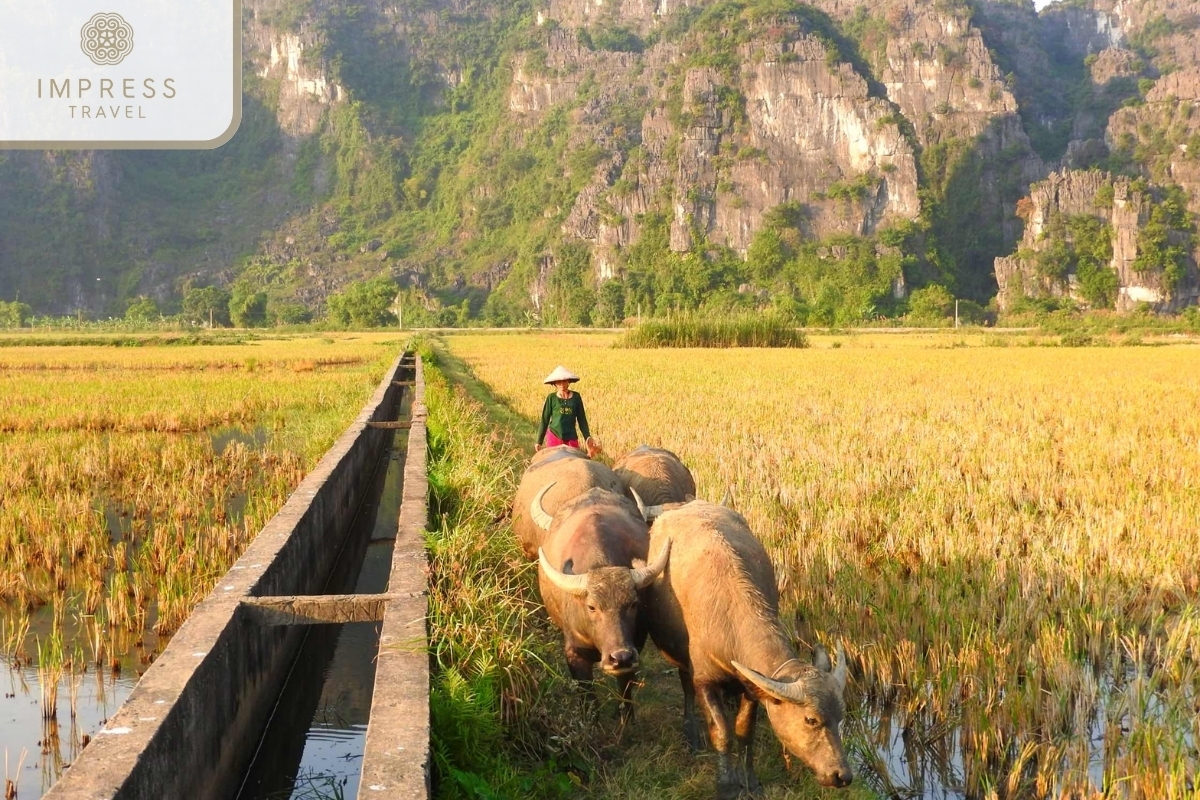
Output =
[
  {"x1": 732, "y1": 660, "x2": 808, "y2": 704},
  {"x1": 530, "y1": 482, "x2": 556, "y2": 531},
  {"x1": 629, "y1": 487, "x2": 664, "y2": 522},
  {"x1": 630, "y1": 538, "x2": 672, "y2": 588},
  {"x1": 538, "y1": 547, "x2": 589, "y2": 596},
  {"x1": 720, "y1": 487, "x2": 734, "y2": 508}
]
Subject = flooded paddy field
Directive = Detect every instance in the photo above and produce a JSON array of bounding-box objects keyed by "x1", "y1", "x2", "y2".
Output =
[{"x1": 0, "y1": 332, "x2": 404, "y2": 797}]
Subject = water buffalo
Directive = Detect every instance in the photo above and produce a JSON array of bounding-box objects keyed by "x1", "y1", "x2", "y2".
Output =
[
  {"x1": 512, "y1": 445, "x2": 630, "y2": 560},
  {"x1": 534, "y1": 485, "x2": 671, "y2": 721},
  {"x1": 613, "y1": 445, "x2": 697, "y2": 515},
  {"x1": 644, "y1": 501, "x2": 852, "y2": 798}
]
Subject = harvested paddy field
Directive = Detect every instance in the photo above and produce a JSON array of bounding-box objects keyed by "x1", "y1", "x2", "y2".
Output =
[
  {"x1": 434, "y1": 331, "x2": 1200, "y2": 800},
  {"x1": 0, "y1": 332, "x2": 402, "y2": 796}
]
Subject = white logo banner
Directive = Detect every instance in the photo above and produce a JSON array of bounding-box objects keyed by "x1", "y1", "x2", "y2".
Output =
[{"x1": 0, "y1": 1, "x2": 241, "y2": 148}]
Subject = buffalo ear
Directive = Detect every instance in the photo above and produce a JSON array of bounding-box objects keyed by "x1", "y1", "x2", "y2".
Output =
[
  {"x1": 832, "y1": 643, "x2": 848, "y2": 694},
  {"x1": 630, "y1": 557, "x2": 647, "y2": 570},
  {"x1": 814, "y1": 644, "x2": 832, "y2": 673}
]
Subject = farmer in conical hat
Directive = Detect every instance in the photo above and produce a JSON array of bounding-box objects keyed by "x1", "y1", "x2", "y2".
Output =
[{"x1": 535, "y1": 366, "x2": 599, "y2": 457}]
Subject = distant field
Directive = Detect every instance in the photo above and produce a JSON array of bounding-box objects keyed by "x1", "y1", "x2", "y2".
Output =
[
  {"x1": 0, "y1": 332, "x2": 401, "y2": 793},
  {"x1": 445, "y1": 331, "x2": 1200, "y2": 798}
]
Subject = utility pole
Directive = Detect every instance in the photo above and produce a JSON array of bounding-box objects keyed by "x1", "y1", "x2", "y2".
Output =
[
  {"x1": 955, "y1": 300, "x2": 959, "y2": 329},
  {"x1": 209, "y1": 307, "x2": 214, "y2": 329}
]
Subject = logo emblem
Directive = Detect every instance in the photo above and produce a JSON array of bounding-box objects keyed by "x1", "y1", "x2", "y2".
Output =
[{"x1": 80, "y1": 12, "x2": 133, "y2": 65}]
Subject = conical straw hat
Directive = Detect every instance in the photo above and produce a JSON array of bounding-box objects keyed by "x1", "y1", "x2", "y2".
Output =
[{"x1": 543, "y1": 365, "x2": 580, "y2": 384}]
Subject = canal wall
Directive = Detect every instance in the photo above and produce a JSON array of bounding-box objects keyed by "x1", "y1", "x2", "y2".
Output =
[
  {"x1": 360, "y1": 353, "x2": 430, "y2": 796},
  {"x1": 45, "y1": 351, "x2": 423, "y2": 800}
]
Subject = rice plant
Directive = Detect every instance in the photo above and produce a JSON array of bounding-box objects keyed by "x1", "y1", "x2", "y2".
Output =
[
  {"x1": 446, "y1": 330, "x2": 1200, "y2": 799},
  {"x1": 0, "y1": 331, "x2": 406, "y2": 792}
]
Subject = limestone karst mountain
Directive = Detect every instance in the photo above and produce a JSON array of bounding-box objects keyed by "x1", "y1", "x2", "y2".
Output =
[{"x1": 1, "y1": 0, "x2": 1198, "y2": 320}]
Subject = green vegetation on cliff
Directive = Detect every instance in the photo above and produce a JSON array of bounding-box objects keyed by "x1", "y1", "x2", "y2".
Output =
[{"x1": 3, "y1": 0, "x2": 1199, "y2": 322}]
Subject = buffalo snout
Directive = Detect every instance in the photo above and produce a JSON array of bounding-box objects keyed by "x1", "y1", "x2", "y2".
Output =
[
  {"x1": 602, "y1": 648, "x2": 639, "y2": 674},
  {"x1": 820, "y1": 767, "x2": 853, "y2": 788}
]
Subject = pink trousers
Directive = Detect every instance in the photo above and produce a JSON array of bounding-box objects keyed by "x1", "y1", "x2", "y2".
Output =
[{"x1": 545, "y1": 431, "x2": 580, "y2": 449}]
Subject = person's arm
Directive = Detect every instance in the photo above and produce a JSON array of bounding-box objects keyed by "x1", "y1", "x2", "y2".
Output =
[
  {"x1": 536, "y1": 394, "x2": 552, "y2": 447},
  {"x1": 576, "y1": 394, "x2": 591, "y2": 441}
]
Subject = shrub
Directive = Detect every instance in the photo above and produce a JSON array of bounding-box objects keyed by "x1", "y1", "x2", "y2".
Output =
[
  {"x1": 268, "y1": 300, "x2": 312, "y2": 325},
  {"x1": 956, "y1": 298, "x2": 986, "y2": 324},
  {"x1": 182, "y1": 286, "x2": 231, "y2": 326},
  {"x1": 0, "y1": 300, "x2": 33, "y2": 328},
  {"x1": 1133, "y1": 186, "x2": 1193, "y2": 292},
  {"x1": 326, "y1": 276, "x2": 399, "y2": 328},
  {"x1": 229, "y1": 284, "x2": 268, "y2": 328},
  {"x1": 124, "y1": 296, "x2": 160, "y2": 323},
  {"x1": 1060, "y1": 332, "x2": 1095, "y2": 347},
  {"x1": 907, "y1": 284, "x2": 954, "y2": 321},
  {"x1": 617, "y1": 314, "x2": 808, "y2": 348},
  {"x1": 589, "y1": 25, "x2": 645, "y2": 52}
]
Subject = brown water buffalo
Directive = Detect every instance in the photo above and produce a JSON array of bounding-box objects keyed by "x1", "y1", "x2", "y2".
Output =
[
  {"x1": 644, "y1": 501, "x2": 852, "y2": 798},
  {"x1": 613, "y1": 445, "x2": 697, "y2": 515},
  {"x1": 512, "y1": 445, "x2": 630, "y2": 560},
  {"x1": 534, "y1": 486, "x2": 671, "y2": 721}
]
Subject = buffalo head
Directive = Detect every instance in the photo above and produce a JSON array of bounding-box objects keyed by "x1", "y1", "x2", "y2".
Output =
[
  {"x1": 538, "y1": 540, "x2": 671, "y2": 675},
  {"x1": 733, "y1": 644, "x2": 853, "y2": 788}
]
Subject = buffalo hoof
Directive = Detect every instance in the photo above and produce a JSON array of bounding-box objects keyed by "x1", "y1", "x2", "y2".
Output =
[
  {"x1": 742, "y1": 772, "x2": 763, "y2": 797},
  {"x1": 683, "y1": 718, "x2": 703, "y2": 752},
  {"x1": 715, "y1": 785, "x2": 740, "y2": 800},
  {"x1": 715, "y1": 773, "x2": 742, "y2": 800}
]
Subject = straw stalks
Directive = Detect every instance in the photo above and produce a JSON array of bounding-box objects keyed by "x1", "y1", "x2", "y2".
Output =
[{"x1": 4, "y1": 748, "x2": 27, "y2": 800}]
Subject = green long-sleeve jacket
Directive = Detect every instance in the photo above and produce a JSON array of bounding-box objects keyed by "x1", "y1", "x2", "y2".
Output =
[{"x1": 537, "y1": 391, "x2": 590, "y2": 445}]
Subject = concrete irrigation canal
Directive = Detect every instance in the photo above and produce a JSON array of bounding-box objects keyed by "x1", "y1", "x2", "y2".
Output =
[{"x1": 45, "y1": 350, "x2": 431, "y2": 800}]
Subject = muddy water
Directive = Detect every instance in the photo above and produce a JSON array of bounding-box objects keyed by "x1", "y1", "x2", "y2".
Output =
[
  {"x1": 0, "y1": 424, "x2": 264, "y2": 797},
  {"x1": 0, "y1": 637, "x2": 149, "y2": 797},
  {"x1": 851, "y1": 669, "x2": 1197, "y2": 799}
]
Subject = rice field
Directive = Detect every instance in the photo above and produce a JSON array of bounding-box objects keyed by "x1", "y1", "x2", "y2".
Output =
[
  {"x1": 0, "y1": 332, "x2": 402, "y2": 795},
  {"x1": 443, "y1": 330, "x2": 1200, "y2": 799}
]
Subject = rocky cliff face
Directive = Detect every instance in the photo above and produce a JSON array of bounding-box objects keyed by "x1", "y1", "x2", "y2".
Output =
[
  {"x1": 531, "y1": 32, "x2": 922, "y2": 275},
  {"x1": 519, "y1": 0, "x2": 1039, "y2": 290},
  {"x1": 995, "y1": 169, "x2": 1199, "y2": 310},
  {"x1": 817, "y1": 0, "x2": 1025, "y2": 146},
  {"x1": 1106, "y1": 68, "x2": 1200, "y2": 204},
  {"x1": 6, "y1": 0, "x2": 1200, "y2": 318},
  {"x1": 991, "y1": 0, "x2": 1200, "y2": 314},
  {"x1": 246, "y1": 7, "x2": 344, "y2": 142}
]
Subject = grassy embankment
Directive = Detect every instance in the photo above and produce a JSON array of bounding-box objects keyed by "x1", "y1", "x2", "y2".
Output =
[
  {"x1": 422, "y1": 337, "x2": 876, "y2": 800},
  {"x1": 443, "y1": 330, "x2": 1200, "y2": 799}
]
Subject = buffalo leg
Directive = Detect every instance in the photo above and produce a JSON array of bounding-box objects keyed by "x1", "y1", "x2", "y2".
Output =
[
  {"x1": 680, "y1": 668, "x2": 702, "y2": 751},
  {"x1": 734, "y1": 692, "x2": 762, "y2": 796},
  {"x1": 617, "y1": 672, "x2": 637, "y2": 726},
  {"x1": 697, "y1": 683, "x2": 739, "y2": 800},
  {"x1": 565, "y1": 646, "x2": 597, "y2": 711}
]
